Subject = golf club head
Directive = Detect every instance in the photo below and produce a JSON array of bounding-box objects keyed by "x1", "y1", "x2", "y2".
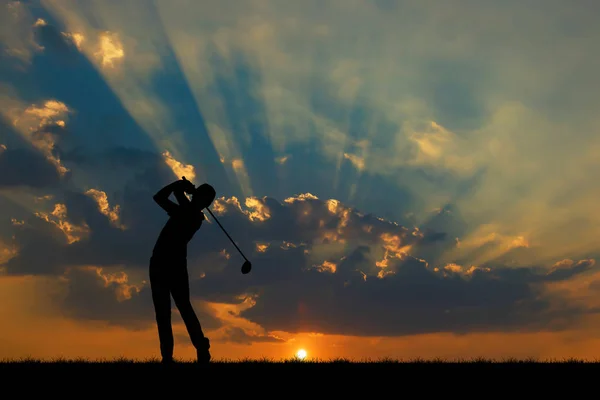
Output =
[{"x1": 241, "y1": 260, "x2": 252, "y2": 274}]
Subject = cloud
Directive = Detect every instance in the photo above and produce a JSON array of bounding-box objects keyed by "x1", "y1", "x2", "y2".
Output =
[
  {"x1": 0, "y1": 146, "x2": 62, "y2": 188},
  {"x1": 214, "y1": 326, "x2": 285, "y2": 346},
  {"x1": 275, "y1": 155, "x2": 290, "y2": 165},
  {"x1": 54, "y1": 265, "x2": 223, "y2": 331},
  {"x1": 184, "y1": 194, "x2": 598, "y2": 337},
  {"x1": 94, "y1": 31, "x2": 124, "y2": 68},
  {"x1": 0, "y1": 94, "x2": 72, "y2": 176},
  {"x1": 34, "y1": 202, "x2": 90, "y2": 244},
  {"x1": 3, "y1": 142, "x2": 590, "y2": 338},
  {"x1": 236, "y1": 253, "x2": 597, "y2": 337},
  {"x1": 31, "y1": 16, "x2": 82, "y2": 59},
  {"x1": 162, "y1": 150, "x2": 195, "y2": 182},
  {"x1": 84, "y1": 189, "x2": 124, "y2": 229},
  {"x1": 55, "y1": 266, "x2": 151, "y2": 328},
  {"x1": 0, "y1": 238, "x2": 17, "y2": 266},
  {"x1": 544, "y1": 259, "x2": 596, "y2": 282}
]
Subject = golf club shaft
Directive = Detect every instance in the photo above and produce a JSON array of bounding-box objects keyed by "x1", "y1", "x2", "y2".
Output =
[{"x1": 206, "y1": 207, "x2": 249, "y2": 262}]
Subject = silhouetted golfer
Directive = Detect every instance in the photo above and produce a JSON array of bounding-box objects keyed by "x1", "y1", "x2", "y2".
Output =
[{"x1": 150, "y1": 178, "x2": 216, "y2": 364}]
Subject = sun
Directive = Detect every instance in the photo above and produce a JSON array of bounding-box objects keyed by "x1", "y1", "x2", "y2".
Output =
[{"x1": 296, "y1": 349, "x2": 307, "y2": 360}]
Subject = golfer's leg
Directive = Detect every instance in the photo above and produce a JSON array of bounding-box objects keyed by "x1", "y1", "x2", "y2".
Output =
[
  {"x1": 149, "y1": 259, "x2": 174, "y2": 362},
  {"x1": 170, "y1": 263, "x2": 208, "y2": 352}
]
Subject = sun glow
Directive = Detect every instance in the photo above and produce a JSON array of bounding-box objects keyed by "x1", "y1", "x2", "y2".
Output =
[{"x1": 296, "y1": 349, "x2": 307, "y2": 360}]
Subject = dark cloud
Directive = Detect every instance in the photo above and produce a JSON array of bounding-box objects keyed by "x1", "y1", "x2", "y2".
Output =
[
  {"x1": 2, "y1": 146, "x2": 598, "y2": 338},
  {"x1": 3, "y1": 147, "x2": 183, "y2": 274},
  {"x1": 0, "y1": 146, "x2": 62, "y2": 188},
  {"x1": 185, "y1": 195, "x2": 597, "y2": 337},
  {"x1": 55, "y1": 266, "x2": 222, "y2": 331},
  {"x1": 56, "y1": 266, "x2": 155, "y2": 329},
  {"x1": 536, "y1": 259, "x2": 595, "y2": 282},
  {"x1": 235, "y1": 253, "x2": 597, "y2": 337},
  {"x1": 2, "y1": 141, "x2": 445, "y2": 275}
]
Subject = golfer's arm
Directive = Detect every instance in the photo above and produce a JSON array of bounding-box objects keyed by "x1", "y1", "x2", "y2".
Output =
[
  {"x1": 153, "y1": 181, "x2": 181, "y2": 214},
  {"x1": 173, "y1": 188, "x2": 190, "y2": 206}
]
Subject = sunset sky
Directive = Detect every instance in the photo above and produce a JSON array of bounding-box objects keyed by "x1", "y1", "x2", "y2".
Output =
[{"x1": 2, "y1": 0, "x2": 600, "y2": 362}]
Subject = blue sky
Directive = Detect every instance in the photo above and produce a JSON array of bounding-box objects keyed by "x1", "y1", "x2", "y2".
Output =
[{"x1": 2, "y1": 0, "x2": 600, "y2": 360}]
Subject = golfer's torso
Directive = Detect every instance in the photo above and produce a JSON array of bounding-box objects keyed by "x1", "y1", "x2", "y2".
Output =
[{"x1": 152, "y1": 209, "x2": 204, "y2": 258}]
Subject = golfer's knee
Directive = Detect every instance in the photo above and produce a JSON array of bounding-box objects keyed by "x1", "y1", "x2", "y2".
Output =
[
  {"x1": 176, "y1": 300, "x2": 195, "y2": 315},
  {"x1": 177, "y1": 299, "x2": 193, "y2": 311},
  {"x1": 155, "y1": 308, "x2": 171, "y2": 321}
]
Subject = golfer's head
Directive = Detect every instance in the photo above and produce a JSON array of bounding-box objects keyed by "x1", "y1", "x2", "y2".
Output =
[{"x1": 191, "y1": 183, "x2": 216, "y2": 209}]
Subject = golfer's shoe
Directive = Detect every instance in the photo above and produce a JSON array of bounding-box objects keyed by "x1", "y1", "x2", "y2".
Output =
[
  {"x1": 161, "y1": 357, "x2": 174, "y2": 365},
  {"x1": 196, "y1": 337, "x2": 211, "y2": 364}
]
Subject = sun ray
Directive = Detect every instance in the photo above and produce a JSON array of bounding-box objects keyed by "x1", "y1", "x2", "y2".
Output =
[
  {"x1": 41, "y1": 0, "x2": 191, "y2": 167},
  {"x1": 153, "y1": 4, "x2": 256, "y2": 199},
  {"x1": 32, "y1": 0, "x2": 600, "y2": 271}
]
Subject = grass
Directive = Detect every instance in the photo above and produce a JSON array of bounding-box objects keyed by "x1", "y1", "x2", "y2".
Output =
[
  {"x1": 2, "y1": 355, "x2": 600, "y2": 365},
  {"x1": 1, "y1": 355, "x2": 599, "y2": 364},
  {"x1": 1, "y1": 356, "x2": 596, "y2": 394},
  {"x1": 2, "y1": 355, "x2": 600, "y2": 368}
]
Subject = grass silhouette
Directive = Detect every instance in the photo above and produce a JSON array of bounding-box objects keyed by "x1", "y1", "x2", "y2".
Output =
[
  {"x1": 1, "y1": 356, "x2": 594, "y2": 394},
  {"x1": 2, "y1": 355, "x2": 598, "y2": 364}
]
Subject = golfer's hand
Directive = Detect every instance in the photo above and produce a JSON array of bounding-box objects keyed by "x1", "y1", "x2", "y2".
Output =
[
  {"x1": 183, "y1": 181, "x2": 196, "y2": 194},
  {"x1": 179, "y1": 177, "x2": 195, "y2": 194}
]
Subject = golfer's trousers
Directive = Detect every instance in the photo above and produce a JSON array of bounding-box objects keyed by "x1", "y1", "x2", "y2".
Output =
[{"x1": 149, "y1": 255, "x2": 205, "y2": 360}]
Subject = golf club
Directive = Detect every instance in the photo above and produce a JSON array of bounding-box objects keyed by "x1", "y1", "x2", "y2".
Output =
[{"x1": 182, "y1": 176, "x2": 252, "y2": 275}]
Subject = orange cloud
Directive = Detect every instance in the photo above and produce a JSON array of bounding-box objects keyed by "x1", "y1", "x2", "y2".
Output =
[
  {"x1": 281, "y1": 241, "x2": 301, "y2": 250},
  {"x1": 2, "y1": 98, "x2": 71, "y2": 175},
  {"x1": 314, "y1": 260, "x2": 337, "y2": 273},
  {"x1": 343, "y1": 152, "x2": 365, "y2": 171},
  {"x1": 162, "y1": 150, "x2": 196, "y2": 182},
  {"x1": 85, "y1": 189, "x2": 125, "y2": 229},
  {"x1": 74, "y1": 266, "x2": 144, "y2": 301},
  {"x1": 255, "y1": 243, "x2": 270, "y2": 253},
  {"x1": 245, "y1": 197, "x2": 271, "y2": 222},
  {"x1": 61, "y1": 31, "x2": 85, "y2": 50},
  {"x1": 284, "y1": 193, "x2": 319, "y2": 204},
  {"x1": 375, "y1": 233, "x2": 413, "y2": 274},
  {"x1": 11, "y1": 218, "x2": 24, "y2": 226},
  {"x1": 275, "y1": 155, "x2": 290, "y2": 165},
  {"x1": 33, "y1": 17, "x2": 46, "y2": 27},
  {"x1": 35, "y1": 203, "x2": 90, "y2": 244},
  {"x1": 220, "y1": 249, "x2": 231, "y2": 259},
  {"x1": 211, "y1": 196, "x2": 271, "y2": 222},
  {"x1": 95, "y1": 31, "x2": 124, "y2": 68}
]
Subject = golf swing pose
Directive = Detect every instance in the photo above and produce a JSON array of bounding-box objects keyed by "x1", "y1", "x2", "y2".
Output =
[{"x1": 150, "y1": 177, "x2": 215, "y2": 364}]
